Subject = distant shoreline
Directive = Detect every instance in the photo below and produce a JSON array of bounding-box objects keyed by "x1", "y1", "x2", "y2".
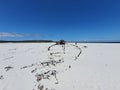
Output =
[
  {"x1": 0, "y1": 40, "x2": 54, "y2": 43},
  {"x1": 68, "y1": 41, "x2": 120, "y2": 43},
  {"x1": 0, "y1": 40, "x2": 120, "y2": 43}
]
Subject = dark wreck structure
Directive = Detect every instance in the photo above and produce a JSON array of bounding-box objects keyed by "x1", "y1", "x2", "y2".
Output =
[{"x1": 56, "y1": 40, "x2": 65, "y2": 45}]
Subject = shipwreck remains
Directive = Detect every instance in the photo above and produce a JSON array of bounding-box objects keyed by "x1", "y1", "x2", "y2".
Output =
[
  {"x1": 56, "y1": 40, "x2": 65, "y2": 45},
  {"x1": 48, "y1": 40, "x2": 82, "y2": 60}
]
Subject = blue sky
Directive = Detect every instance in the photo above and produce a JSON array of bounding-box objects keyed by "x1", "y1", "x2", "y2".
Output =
[{"x1": 0, "y1": 0, "x2": 120, "y2": 41}]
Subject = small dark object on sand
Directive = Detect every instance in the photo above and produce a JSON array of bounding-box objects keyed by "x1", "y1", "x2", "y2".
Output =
[
  {"x1": 69, "y1": 65, "x2": 71, "y2": 68},
  {"x1": 38, "y1": 85, "x2": 44, "y2": 90},
  {"x1": 75, "y1": 42, "x2": 77, "y2": 45},
  {"x1": 83, "y1": 46, "x2": 88, "y2": 48},
  {"x1": 0, "y1": 75, "x2": 4, "y2": 80},
  {"x1": 4, "y1": 66, "x2": 13, "y2": 71}
]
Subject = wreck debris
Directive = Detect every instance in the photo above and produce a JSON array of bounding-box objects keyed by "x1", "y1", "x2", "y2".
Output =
[
  {"x1": 4, "y1": 66, "x2": 13, "y2": 71},
  {"x1": 20, "y1": 40, "x2": 82, "y2": 90},
  {"x1": 0, "y1": 75, "x2": 4, "y2": 80},
  {"x1": 56, "y1": 40, "x2": 65, "y2": 45}
]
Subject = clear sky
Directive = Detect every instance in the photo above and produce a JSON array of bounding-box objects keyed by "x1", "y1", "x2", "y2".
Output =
[{"x1": 0, "y1": 0, "x2": 120, "y2": 41}]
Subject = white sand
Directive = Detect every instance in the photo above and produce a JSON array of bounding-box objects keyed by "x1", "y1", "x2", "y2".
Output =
[{"x1": 0, "y1": 43, "x2": 120, "y2": 90}]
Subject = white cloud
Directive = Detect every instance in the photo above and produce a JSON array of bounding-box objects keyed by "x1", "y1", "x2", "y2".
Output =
[
  {"x1": 0, "y1": 32, "x2": 30, "y2": 38},
  {"x1": 0, "y1": 32, "x2": 44, "y2": 40}
]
